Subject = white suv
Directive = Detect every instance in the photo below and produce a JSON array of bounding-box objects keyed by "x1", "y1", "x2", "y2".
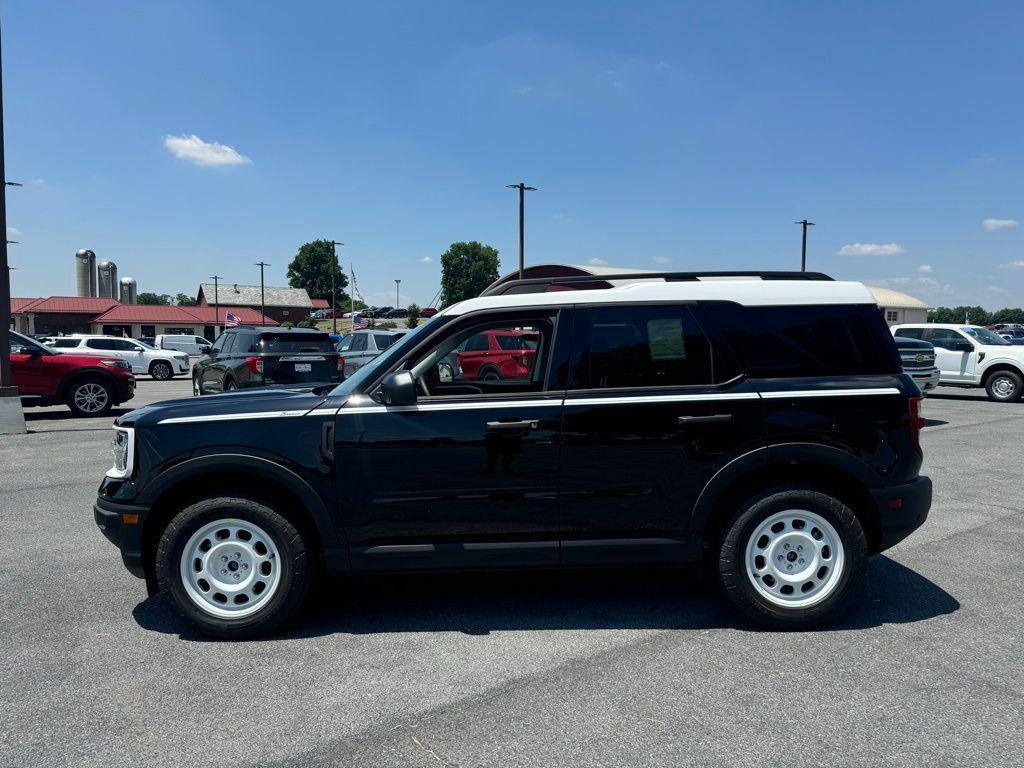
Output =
[
  {"x1": 892, "y1": 323, "x2": 1024, "y2": 402},
  {"x1": 154, "y1": 334, "x2": 211, "y2": 356},
  {"x1": 49, "y1": 335, "x2": 190, "y2": 380}
]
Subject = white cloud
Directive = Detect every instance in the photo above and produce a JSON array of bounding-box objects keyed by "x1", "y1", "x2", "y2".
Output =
[
  {"x1": 982, "y1": 218, "x2": 1018, "y2": 231},
  {"x1": 917, "y1": 264, "x2": 933, "y2": 274},
  {"x1": 836, "y1": 243, "x2": 906, "y2": 257},
  {"x1": 867, "y1": 276, "x2": 953, "y2": 296},
  {"x1": 6, "y1": 227, "x2": 19, "y2": 236},
  {"x1": 163, "y1": 134, "x2": 252, "y2": 167},
  {"x1": 31, "y1": 178, "x2": 45, "y2": 186},
  {"x1": 999, "y1": 260, "x2": 1024, "y2": 270},
  {"x1": 588, "y1": 257, "x2": 608, "y2": 266},
  {"x1": 418, "y1": 256, "x2": 432, "y2": 263},
  {"x1": 515, "y1": 86, "x2": 534, "y2": 95},
  {"x1": 652, "y1": 256, "x2": 671, "y2": 265},
  {"x1": 986, "y1": 285, "x2": 1008, "y2": 294}
]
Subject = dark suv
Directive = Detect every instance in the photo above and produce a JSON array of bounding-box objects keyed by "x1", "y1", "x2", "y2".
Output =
[
  {"x1": 94, "y1": 271, "x2": 931, "y2": 638},
  {"x1": 191, "y1": 326, "x2": 342, "y2": 395}
]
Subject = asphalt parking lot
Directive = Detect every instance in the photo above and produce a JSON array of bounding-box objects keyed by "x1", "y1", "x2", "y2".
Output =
[{"x1": 1, "y1": 382, "x2": 1021, "y2": 767}]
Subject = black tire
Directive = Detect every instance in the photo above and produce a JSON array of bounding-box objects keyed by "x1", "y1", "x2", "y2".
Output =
[
  {"x1": 224, "y1": 377, "x2": 237, "y2": 391},
  {"x1": 65, "y1": 376, "x2": 114, "y2": 417},
  {"x1": 150, "y1": 360, "x2": 174, "y2": 381},
  {"x1": 984, "y1": 369, "x2": 1023, "y2": 402},
  {"x1": 479, "y1": 366, "x2": 502, "y2": 381},
  {"x1": 716, "y1": 487, "x2": 868, "y2": 629},
  {"x1": 155, "y1": 496, "x2": 310, "y2": 639},
  {"x1": 192, "y1": 374, "x2": 202, "y2": 396}
]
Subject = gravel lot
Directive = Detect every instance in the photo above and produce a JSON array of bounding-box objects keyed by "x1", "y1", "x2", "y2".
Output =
[{"x1": 1, "y1": 382, "x2": 1021, "y2": 767}]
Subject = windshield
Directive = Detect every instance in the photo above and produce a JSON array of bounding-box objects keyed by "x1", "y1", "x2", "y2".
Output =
[
  {"x1": 136, "y1": 340, "x2": 157, "y2": 349},
  {"x1": 329, "y1": 317, "x2": 442, "y2": 397},
  {"x1": 8, "y1": 330, "x2": 55, "y2": 355},
  {"x1": 962, "y1": 327, "x2": 1011, "y2": 346}
]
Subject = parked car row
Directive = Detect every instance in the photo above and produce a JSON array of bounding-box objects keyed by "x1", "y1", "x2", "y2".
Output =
[{"x1": 49, "y1": 335, "x2": 190, "y2": 380}]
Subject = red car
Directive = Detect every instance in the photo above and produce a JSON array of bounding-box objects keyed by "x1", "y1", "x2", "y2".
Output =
[
  {"x1": 9, "y1": 330, "x2": 136, "y2": 417},
  {"x1": 457, "y1": 329, "x2": 538, "y2": 381}
]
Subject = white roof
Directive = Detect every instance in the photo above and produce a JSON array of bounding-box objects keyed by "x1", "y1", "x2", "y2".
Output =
[
  {"x1": 865, "y1": 286, "x2": 930, "y2": 310},
  {"x1": 441, "y1": 279, "x2": 876, "y2": 317},
  {"x1": 892, "y1": 322, "x2": 980, "y2": 330}
]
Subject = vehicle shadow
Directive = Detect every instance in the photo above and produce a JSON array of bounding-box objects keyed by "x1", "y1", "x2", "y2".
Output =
[
  {"x1": 133, "y1": 555, "x2": 959, "y2": 641},
  {"x1": 923, "y1": 418, "x2": 948, "y2": 427},
  {"x1": 23, "y1": 406, "x2": 133, "y2": 422},
  {"x1": 928, "y1": 393, "x2": 993, "y2": 402}
]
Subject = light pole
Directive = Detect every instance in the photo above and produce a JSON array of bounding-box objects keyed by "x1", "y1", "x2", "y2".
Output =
[
  {"x1": 0, "y1": 25, "x2": 14, "y2": 388},
  {"x1": 254, "y1": 261, "x2": 270, "y2": 322},
  {"x1": 329, "y1": 240, "x2": 343, "y2": 333},
  {"x1": 506, "y1": 182, "x2": 537, "y2": 280},
  {"x1": 795, "y1": 219, "x2": 815, "y2": 272},
  {"x1": 209, "y1": 275, "x2": 222, "y2": 336},
  {"x1": 395, "y1": 279, "x2": 401, "y2": 311}
]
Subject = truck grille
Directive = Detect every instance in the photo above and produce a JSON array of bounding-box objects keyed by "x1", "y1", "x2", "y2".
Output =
[{"x1": 900, "y1": 350, "x2": 935, "y2": 370}]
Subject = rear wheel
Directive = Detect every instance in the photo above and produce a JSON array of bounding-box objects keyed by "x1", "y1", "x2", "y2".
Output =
[
  {"x1": 192, "y1": 374, "x2": 202, "y2": 396},
  {"x1": 150, "y1": 361, "x2": 173, "y2": 381},
  {"x1": 716, "y1": 487, "x2": 867, "y2": 628},
  {"x1": 66, "y1": 378, "x2": 113, "y2": 417},
  {"x1": 155, "y1": 496, "x2": 310, "y2": 638},
  {"x1": 984, "y1": 370, "x2": 1023, "y2": 402},
  {"x1": 480, "y1": 366, "x2": 502, "y2": 381},
  {"x1": 224, "y1": 378, "x2": 237, "y2": 391}
]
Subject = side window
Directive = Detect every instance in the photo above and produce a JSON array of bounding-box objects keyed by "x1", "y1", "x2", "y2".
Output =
[
  {"x1": 569, "y1": 305, "x2": 713, "y2": 390},
  {"x1": 405, "y1": 315, "x2": 555, "y2": 397},
  {"x1": 894, "y1": 327, "x2": 924, "y2": 339},
  {"x1": 51, "y1": 339, "x2": 81, "y2": 348},
  {"x1": 373, "y1": 333, "x2": 395, "y2": 351},
  {"x1": 464, "y1": 334, "x2": 490, "y2": 352},
  {"x1": 220, "y1": 333, "x2": 237, "y2": 354},
  {"x1": 9, "y1": 335, "x2": 39, "y2": 354},
  {"x1": 234, "y1": 332, "x2": 257, "y2": 354},
  {"x1": 885, "y1": 310, "x2": 899, "y2": 322},
  {"x1": 86, "y1": 339, "x2": 117, "y2": 350},
  {"x1": 338, "y1": 334, "x2": 354, "y2": 352},
  {"x1": 195, "y1": 337, "x2": 208, "y2": 345},
  {"x1": 350, "y1": 334, "x2": 369, "y2": 352},
  {"x1": 210, "y1": 334, "x2": 227, "y2": 353},
  {"x1": 928, "y1": 329, "x2": 970, "y2": 350}
]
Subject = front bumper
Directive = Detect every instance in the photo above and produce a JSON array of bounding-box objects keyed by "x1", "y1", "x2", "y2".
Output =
[
  {"x1": 173, "y1": 358, "x2": 190, "y2": 374},
  {"x1": 908, "y1": 368, "x2": 941, "y2": 394},
  {"x1": 870, "y1": 475, "x2": 932, "y2": 552},
  {"x1": 115, "y1": 377, "x2": 136, "y2": 404},
  {"x1": 94, "y1": 496, "x2": 150, "y2": 578}
]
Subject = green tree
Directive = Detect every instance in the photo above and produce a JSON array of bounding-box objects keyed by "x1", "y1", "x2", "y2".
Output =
[
  {"x1": 927, "y1": 306, "x2": 991, "y2": 325},
  {"x1": 991, "y1": 307, "x2": 1024, "y2": 324},
  {"x1": 287, "y1": 239, "x2": 350, "y2": 308},
  {"x1": 137, "y1": 292, "x2": 171, "y2": 306},
  {"x1": 440, "y1": 241, "x2": 500, "y2": 307},
  {"x1": 406, "y1": 304, "x2": 421, "y2": 329},
  {"x1": 175, "y1": 293, "x2": 197, "y2": 306}
]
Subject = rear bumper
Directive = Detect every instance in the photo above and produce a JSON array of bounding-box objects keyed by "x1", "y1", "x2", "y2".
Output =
[
  {"x1": 870, "y1": 476, "x2": 932, "y2": 553},
  {"x1": 94, "y1": 496, "x2": 149, "y2": 578}
]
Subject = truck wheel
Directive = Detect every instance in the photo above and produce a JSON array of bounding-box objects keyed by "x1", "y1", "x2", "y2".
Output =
[
  {"x1": 984, "y1": 370, "x2": 1023, "y2": 402},
  {"x1": 150, "y1": 361, "x2": 173, "y2": 381},
  {"x1": 155, "y1": 496, "x2": 309, "y2": 639},
  {"x1": 716, "y1": 487, "x2": 867, "y2": 628},
  {"x1": 66, "y1": 378, "x2": 114, "y2": 417}
]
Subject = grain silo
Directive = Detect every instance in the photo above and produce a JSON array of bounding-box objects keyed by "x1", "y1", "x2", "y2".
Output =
[
  {"x1": 119, "y1": 276, "x2": 137, "y2": 305},
  {"x1": 75, "y1": 249, "x2": 97, "y2": 297},
  {"x1": 97, "y1": 260, "x2": 118, "y2": 299}
]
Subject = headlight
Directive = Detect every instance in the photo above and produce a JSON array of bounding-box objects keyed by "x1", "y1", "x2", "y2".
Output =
[
  {"x1": 107, "y1": 427, "x2": 134, "y2": 479},
  {"x1": 101, "y1": 359, "x2": 132, "y2": 370}
]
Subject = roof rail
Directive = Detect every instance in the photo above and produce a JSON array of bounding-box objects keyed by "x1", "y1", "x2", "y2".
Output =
[{"x1": 480, "y1": 270, "x2": 834, "y2": 297}]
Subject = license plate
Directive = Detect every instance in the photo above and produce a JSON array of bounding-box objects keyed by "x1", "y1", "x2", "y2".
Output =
[{"x1": 295, "y1": 363, "x2": 312, "y2": 373}]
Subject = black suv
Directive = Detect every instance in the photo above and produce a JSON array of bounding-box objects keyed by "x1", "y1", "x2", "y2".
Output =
[
  {"x1": 191, "y1": 326, "x2": 342, "y2": 395},
  {"x1": 95, "y1": 271, "x2": 931, "y2": 638}
]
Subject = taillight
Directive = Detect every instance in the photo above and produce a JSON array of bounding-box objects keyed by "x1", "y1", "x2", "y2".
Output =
[
  {"x1": 337, "y1": 355, "x2": 344, "y2": 373},
  {"x1": 245, "y1": 357, "x2": 264, "y2": 374},
  {"x1": 908, "y1": 396, "x2": 925, "y2": 454}
]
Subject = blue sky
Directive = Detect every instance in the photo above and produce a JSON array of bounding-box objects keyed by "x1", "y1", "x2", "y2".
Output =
[{"x1": 4, "y1": 1, "x2": 1023, "y2": 308}]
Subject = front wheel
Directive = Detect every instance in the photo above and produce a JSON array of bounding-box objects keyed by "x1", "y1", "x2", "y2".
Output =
[
  {"x1": 716, "y1": 488, "x2": 867, "y2": 628},
  {"x1": 192, "y1": 375, "x2": 202, "y2": 396},
  {"x1": 155, "y1": 496, "x2": 310, "y2": 638},
  {"x1": 150, "y1": 361, "x2": 173, "y2": 381},
  {"x1": 66, "y1": 378, "x2": 114, "y2": 417},
  {"x1": 984, "y1": 370, "x2": 1023, "y2": 402}
]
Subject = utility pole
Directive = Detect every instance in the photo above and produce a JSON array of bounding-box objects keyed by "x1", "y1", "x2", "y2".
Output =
[
  {"x1": 329, "y1": 240, "x2": 343, "y2": 333},
  {"x1": 254, "y1": 261, "x2": 270, "y2": 322},
  {"x1": 0, "y1": 24, "x2": 13, "y2": 388},
  {"x1": 506, "y1": 182, "x2": 537, "y2": 279},
  {"x1": 795, "y1": 219, "x2": 815, "y2": 272},
  {"x1": 395, "y1": 279, "x2": 401, "y2": 310},
  {"x1": 209, "y1": 275, "x2": 222, "y2": 336}
]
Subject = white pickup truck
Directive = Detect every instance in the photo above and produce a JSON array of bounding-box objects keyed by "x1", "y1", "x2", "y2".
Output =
[{"x1": 892, "y1": 323, "x2": 1024, "y2": 402}]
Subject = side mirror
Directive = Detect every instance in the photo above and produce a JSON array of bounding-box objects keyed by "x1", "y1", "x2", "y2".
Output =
[
  {"x1": 953, "y1": 341, "x2": 973, "y2": 352},
  {"x1": 380, "y1": 370, "x2": 417, "y2": 406},
  {"x1": 200, "y1": 345, "x2": 211, "y2": 354}
]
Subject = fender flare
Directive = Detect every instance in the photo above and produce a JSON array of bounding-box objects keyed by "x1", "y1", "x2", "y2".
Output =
[
  {"x1": 136, "y1": 454, "x2": 339, "y2": 546},
  {"x1": 57, "y1": 368, "x2": 121, "y2": 402},
  {"x1": 688, "y1": 442, "x2": 881, "y2": 536},
  {"x1": 978, "y1": 359, "x2": 1024, "y2": 382}
]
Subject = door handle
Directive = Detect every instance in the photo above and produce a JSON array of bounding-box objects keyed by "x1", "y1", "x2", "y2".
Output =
[
  {"x1": 677, "y1": 414, "x2": 733, "y2": 425},
  {"x1": 486, "y1": 419, "x2": 540, "y2": 431}
]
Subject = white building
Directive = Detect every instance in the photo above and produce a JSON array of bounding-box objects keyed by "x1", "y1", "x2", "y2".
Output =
[{"x1": 864, "y1": 286, "x2": 931, "y2": 326}]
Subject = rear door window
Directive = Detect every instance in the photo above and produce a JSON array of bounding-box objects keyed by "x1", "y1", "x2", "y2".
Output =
[
  {"x1": 349, "y1": 334, "x2": 369, "y2": 352},
  {"x1": 373, "y1": 333, "x2": 398, "y2": 351},
  {"x1": 569, "y1": 305, "x2": 713, "y2": 390},
  {"x1": 51, "y1": 339, "x2": 81, "y2": 348},
  {"x1": 894, "y1": 327, "x2": 924, "y2": 339}
]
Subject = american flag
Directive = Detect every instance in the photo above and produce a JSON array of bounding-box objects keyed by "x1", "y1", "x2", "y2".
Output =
[
  {"x1": 352, "y1": 313, "x2": 368, "y2": 330},
  {"x1": 225, "y1": 311, "x2": 240, "y2": 328}
]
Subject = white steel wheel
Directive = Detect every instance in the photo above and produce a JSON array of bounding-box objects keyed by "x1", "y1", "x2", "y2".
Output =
[
  {"x1": 73, "y1": 382, "x2": 110, "y2": 413},
  {"x1": 179, "y1": 519, "x2": 283, "y2": 620},
  {"x1": 744, "y1": 509, "x2": 846, "y2": 609},
  {"x1": 991, "y1": 375, "x2": 1016, "y2": 399}
]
